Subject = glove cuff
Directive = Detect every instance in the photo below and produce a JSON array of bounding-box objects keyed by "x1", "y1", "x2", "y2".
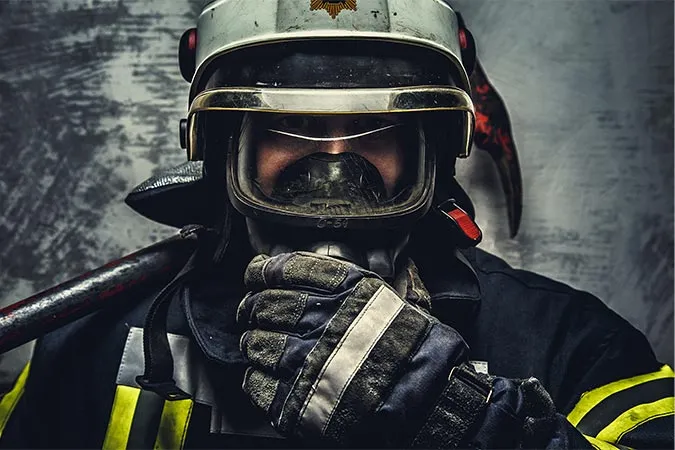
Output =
[{"x1": 411, "y1": 363, "x2": 493, "y2": 448}]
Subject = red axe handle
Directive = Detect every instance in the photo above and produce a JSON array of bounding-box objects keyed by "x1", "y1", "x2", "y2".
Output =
[{"x1": 0, "y1": 234, "x2": 198, "y2": 355}]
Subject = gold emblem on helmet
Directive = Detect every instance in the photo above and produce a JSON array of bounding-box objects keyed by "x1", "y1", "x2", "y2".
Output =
[{"x1": 310, "y1": 0, "x2": 357, "y2": 19}]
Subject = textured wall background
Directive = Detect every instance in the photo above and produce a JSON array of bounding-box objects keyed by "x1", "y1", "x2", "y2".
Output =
[{"x1": 0, "y1": 0, "x2": 672, "y2": 382}]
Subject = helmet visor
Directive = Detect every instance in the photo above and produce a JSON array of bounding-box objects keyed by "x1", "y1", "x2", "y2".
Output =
[
  {"x1": 188, "y1": 87, "x2": 474, "y2": 228},
  {"x1": 188, "y1": 86, "x2": 475, "y2": 158}
]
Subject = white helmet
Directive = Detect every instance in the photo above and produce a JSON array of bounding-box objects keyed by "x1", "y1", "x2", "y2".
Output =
[{"x1": 174, "y1": 0, "x2": 477, "y2": 275}]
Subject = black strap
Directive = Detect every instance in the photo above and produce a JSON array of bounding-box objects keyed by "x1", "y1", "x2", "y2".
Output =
[
  {"x1": 135, "y1": 250, "x2": 199, "y2": 400},
  {"x1": 412, "y1": 363, "x2": 493, "y2": 448},
  {"x1": 136, "y1": 220, "x2": 230, "y2": 400}
]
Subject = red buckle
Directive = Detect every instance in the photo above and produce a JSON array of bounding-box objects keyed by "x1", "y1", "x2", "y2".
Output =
[{"x1": 437, "y1": 200, "x2": 482, "y2": 247}]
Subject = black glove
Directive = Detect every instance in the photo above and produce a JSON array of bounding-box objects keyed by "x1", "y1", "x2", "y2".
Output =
[{"x1": 237, "y1": 251, "x2": 497, "y2": 446}]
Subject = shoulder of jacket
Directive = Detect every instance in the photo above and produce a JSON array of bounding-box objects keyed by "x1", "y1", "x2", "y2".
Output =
[
  {"x1": 461, "y1": 248, "x2": 661, "y2": 408},
  {"x1": 469, "y1": 248, "x2": 581, "y2": 295},
  {"x1": 464, "y1": 248, "x2": 635, "y2": 333}
]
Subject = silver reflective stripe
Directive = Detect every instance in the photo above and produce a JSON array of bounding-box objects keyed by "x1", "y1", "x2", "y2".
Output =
[
  {"x1": 116, "y1": 327, "x2": 215, "y2": 406},
  {"x1": 469, "y1": 360, "x2": 489, "y2": 375},
  {"x1": 299, "y1": 285, "x2": 405, "y2": 433}
]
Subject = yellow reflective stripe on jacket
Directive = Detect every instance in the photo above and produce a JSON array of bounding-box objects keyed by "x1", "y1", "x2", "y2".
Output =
[
  {"x1": 102, "y1": 385, "x2": 142, "y2": 449},
  {"x1": 595, "y1": 397, "x2": 674, "y2": 443},
  {"x1": 568, "y1": 365, "x2": 674, "y2": 446},
  {"x1": 153, "y1": 397, "x2": 194, "y2": 450},
  {"x1": 568, "y1": 365, "x2": 674, "y2": 426},
  {"x1": 583, "y1": 434, "x2": 624, "y2": 450},
  {"x1": 103, "y1": 384, "x2": 194, "y2": 450},
  {"x1": 0, "y1": 362, "x2": 30, "y2": 438}
]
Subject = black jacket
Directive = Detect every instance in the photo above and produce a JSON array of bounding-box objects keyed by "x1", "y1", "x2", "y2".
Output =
[{"x1": 0, "y1": 244, "x2": 672, "y2": 448}]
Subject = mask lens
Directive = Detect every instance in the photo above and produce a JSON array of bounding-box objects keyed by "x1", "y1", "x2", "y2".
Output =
[{"x1": 235, "y1": 112, "x2": 425, "y2": 217}]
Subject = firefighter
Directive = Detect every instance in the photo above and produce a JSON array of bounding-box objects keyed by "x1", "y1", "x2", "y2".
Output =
[{"x1": 0, "y1": 1, "x2": 672, "y2": 448}]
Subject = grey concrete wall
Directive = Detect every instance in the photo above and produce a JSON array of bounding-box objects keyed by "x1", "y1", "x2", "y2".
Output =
[{"x1": 0, "y1": 0, "x2": 672, "y2": 383}]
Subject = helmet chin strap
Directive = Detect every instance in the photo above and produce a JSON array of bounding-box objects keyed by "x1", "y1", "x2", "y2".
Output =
[{"x1": 244, "y1": 218, "x2": 410, "y2": 281}]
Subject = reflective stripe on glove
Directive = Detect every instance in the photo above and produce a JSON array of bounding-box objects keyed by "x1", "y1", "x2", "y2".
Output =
[{"x1": 236, "y1": 252, "x2": 489, "y2": 446}]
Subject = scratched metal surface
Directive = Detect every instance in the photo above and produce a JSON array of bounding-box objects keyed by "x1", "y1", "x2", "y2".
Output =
[{"x1": 0, "y1": 0, "x2": 672, "y2": 386}]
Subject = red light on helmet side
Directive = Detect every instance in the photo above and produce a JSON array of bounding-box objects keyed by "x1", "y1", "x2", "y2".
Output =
[
  {"x1": 188, "y1": 29, "x2": 197, "y2": 52},
  {"x1": 179, "y1": 28, "x2": 198, "y2": 83},
  {"x1": 459, "y1": 29, "x2": 468, "y2": 50}
]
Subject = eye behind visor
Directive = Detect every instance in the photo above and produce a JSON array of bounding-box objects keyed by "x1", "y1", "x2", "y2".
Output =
[{"x1": 266, "y1": 114, "x2": 405, "y2": 141}]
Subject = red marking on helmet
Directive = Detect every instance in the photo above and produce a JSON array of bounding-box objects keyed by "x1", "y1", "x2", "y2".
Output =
[
  {"x1": 448, "y1": 208, "x2": 481, "y2": 241},
  {"x1": 188, "y1": 29, "x2": 197, "y2": 52},
  {"x1": 459, "y1": 29, "x2": 468, "y2": 49}
]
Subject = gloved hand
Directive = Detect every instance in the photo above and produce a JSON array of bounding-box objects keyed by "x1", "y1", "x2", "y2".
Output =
[{"x1": 236, "y1": 251, "x2": 494, "y2": 447}]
